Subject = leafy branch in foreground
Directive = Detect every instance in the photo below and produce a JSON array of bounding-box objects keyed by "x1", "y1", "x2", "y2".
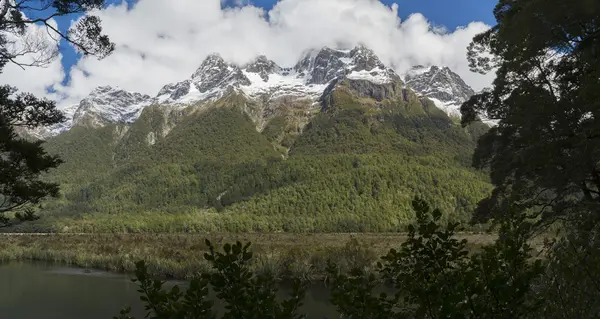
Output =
[
  {"x1": 116, "y1": 240, "x2": 307, "y2": 319},
  {"x1": 1, "y1": 0, "x2": 115, "y2": 225},
  {"x1": 328, "y1": 199, "x2": 544, "y2": 319},
  {"x1": 0, "y1": 86, "x2": 64, "y2": 224},
  {"x1": 0, "y1": 0, "x2": 114, "y2": 70},
  {"x1": 113, "y1": 260, "x2": 214, "y2": 319},
  {"x1": 461, "y1": 0, "x2": 600, "y2": 226},
  {"x1": 120, "y1": 198, "x2": 549, "y2": 319}
]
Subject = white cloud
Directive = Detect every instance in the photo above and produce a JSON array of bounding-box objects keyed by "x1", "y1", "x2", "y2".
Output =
[
  {"x1": 0, "y1": 16, "x2": 64, "y2": 99},
  {"x1": 1, "y1": 0, "x2": 495, "y2": 108}
]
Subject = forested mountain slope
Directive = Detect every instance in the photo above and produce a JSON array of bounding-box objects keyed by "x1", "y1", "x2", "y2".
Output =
[{"x1": 16, "y1": 46, "x2": 492, "y2": 233}]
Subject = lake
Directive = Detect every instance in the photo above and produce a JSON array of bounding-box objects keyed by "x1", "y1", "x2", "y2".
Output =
[{"x1": 0, "y1": 262, "x2": 339, "y2": 319}]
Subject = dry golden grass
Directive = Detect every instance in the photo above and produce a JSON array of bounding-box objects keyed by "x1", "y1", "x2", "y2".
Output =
[{"x1": 0, "y1": 232, "x2": 500, "y2": 280}]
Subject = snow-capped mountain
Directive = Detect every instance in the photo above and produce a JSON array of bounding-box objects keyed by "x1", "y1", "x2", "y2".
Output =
[
  {"x1": 72, "y1": 86, "x2": 153, "y2": 128},
  {"x1": 25, "y1": 103, "x2": 79, "y2": 139},
  {"x1": 404, "y1": 65, "x2": 475, "y2": 118},
  {"x1": 38, "y1": 45, "x2": 478, "y2": 139},
  {"x1": 156, "y1": 45, "x2": 401, "y2": 106},
  {"x1": 31, "y1": 86, "x2": 155, "y2": 137}
]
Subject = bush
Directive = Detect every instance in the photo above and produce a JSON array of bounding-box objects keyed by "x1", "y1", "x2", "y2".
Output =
[
  {"x1": 118, "y1": 198, "x2": 600, "y2": 319},
  {"x1": 115, "y1": 240, "x2": 307, "y2": 319}
]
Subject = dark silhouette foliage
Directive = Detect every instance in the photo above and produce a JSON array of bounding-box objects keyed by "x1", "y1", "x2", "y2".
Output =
[{"x1": 0, "y1": 0, "x2": 113, "y2": 223}]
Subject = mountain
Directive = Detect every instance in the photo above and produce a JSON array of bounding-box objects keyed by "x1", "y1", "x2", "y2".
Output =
[
  {"x1": 155, "y1": 45, "x2": 401, "y2": 106},
  {"x1": 72, "y1": 86, "x2": 153, "y2": 128},
  {"x1": 403, "y1": 65, "x2": 475, "y2": 119},
  {"x1": 39, "y1": 45, "x2": 472, "y2": 138},
  {"x1": 15, "y1": 46, "x2": 492, "y2": 234},
  {"x1": 28, "y1": 86, "x2": 153, "y2": 139}
]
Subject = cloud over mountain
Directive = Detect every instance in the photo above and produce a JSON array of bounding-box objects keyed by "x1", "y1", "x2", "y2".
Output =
[{"x1": 1, "y1": 0, "x2": 494, "y2": 108}]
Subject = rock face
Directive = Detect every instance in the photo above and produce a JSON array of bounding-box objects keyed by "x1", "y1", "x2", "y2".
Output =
[
  {"x1": 344, "y1": 79, "x2": 404, "y2": 101},
  {"x1": 157, "y1": 45, "x2": 402, "y2": 107},
  {"x1": 295, "y1": 46, "x2": 400, "y2": 85},
  {"x1": 156, "y1": 80, "x2": 191, "y2": 103},
  {"x1": 26, "y1": 103, "x2": 79, "y2": 139},
  {"x1": 244, "y1": 56, "x2": 282, "y2": 81},
  {"x1": 72, "y1": 86, "x2": 153, "y2": 128},
  {"x1": 37, "y1": 45, "x2": 478, "y2": 139},
  {"x1": 404, "y1": 65, "x2": 475, "y2": 118}
]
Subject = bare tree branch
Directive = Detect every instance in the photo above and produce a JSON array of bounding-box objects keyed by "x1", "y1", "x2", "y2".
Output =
[
  {"x1": 0, "y1": 0, "x2": 9, "y2": 22},
  {"x1": 0, "y1": 0, "x2": 113, "y2": 72}
]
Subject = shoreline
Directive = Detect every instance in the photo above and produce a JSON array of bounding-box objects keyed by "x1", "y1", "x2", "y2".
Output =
[{"x1": 0, "y1": 232, "x2": 496, "y2": 280}]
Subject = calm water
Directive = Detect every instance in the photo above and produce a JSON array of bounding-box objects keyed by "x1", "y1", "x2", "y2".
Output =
[{"x1": 0, "y1": 262, "x2": 338, "y2": 319}]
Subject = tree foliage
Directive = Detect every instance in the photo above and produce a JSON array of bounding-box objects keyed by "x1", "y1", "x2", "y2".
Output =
[
  {"x1": 118, "y1": 198, "x2": 546, "y2": 319},
  {"x1": 115, "y1": 240, "x2": 307, "y2": 319},
  {"x1": 461, "y1": 0, "x2": 600, "y2": 224},
  {"x1": 459, "y1": 2, "x2": 600, "y2": 317},
  {"x1": 0, "y1": 0, "x2": 114, "y2": 69},
  {"x1": 0, "y1": 85, "x2": 63, "y2": 219},
  {"x1": 28, "y1": 101, "x2": 491, "y2": 233},
  {"x1": 0, "y1": 0, "x2": 113, "y2": 221}
]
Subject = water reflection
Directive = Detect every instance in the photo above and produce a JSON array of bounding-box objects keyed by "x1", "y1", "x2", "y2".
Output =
[{"x1": 0, "y1": 262, "x2": 338, "y2": 319}]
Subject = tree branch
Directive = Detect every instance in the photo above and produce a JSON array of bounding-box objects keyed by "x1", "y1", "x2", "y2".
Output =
[
  {"x1": 42, "y1": 20, "x2": 94, "y2": 56},
  {"x1": 0, "y1": 0, "x2": 9, "y2": 22}
]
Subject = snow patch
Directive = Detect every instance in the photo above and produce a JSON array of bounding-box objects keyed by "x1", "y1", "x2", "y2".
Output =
[
  {"x1": 427, "y1": 97, "x2": 461, "y2": 118},
  {"x1": 147, "y1": 132, "x2": 156, "y2": 145},
  {"x1": 35, "y1": 46, "x2": 484, "y2": 138},
  {"x1": 240, "y1": 70, "x2": 327, "y2": 100},
  {"x1": 346, "y1": 68, "x2": 393, "y2": 84},
  {"x1": 174, "y1": 81, "x2": 224, "y2": 106}
]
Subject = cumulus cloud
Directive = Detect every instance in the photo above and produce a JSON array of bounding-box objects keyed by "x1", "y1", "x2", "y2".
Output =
[
  {"x1": 1, "y1": 0, "x2": 495, "y2": 108},
  {"x1": 0, "y1": 15, "x2": 64, "y2": 98}
]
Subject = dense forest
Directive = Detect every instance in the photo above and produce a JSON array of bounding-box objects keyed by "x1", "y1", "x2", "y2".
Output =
[
  {"x1": 1, "y1": 0, "x2": 600, "y2": 318},
  {"x1": 16, "y1": 82, "x2": 492, "y2": 233}
]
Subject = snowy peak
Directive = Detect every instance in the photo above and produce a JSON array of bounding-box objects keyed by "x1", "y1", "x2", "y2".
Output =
[
  {"x1": 72, "y1": 86, "x2": 153, "y2": 128},
  {"x1": 405, "y1": 65, "x2": 474, "y2": 103},
  {"x1": 156, "y1": 53, "x2": 251, "y2": 104},
  {"x1": 304, "y1": 47, "x2": 351, "y2": 84},
  {"x1": 294, "y1": 46, "x2": 398, "y2": 85},
  {"x1": 404, "y1": 65, "x2": 475, "y2": 118},
  {"x1": 348, "y1": 45, "x2": 386, "y2": 72},
  {"x1": 191, "y1": 53, "x2": 251, "y2": 93},
  {"x1": 244, "y1": 56, "x2": 282, "y2": 82},
  {"x1": 159, "y1": 45, "x2": 402, "y2": 107},
  {"x1": 156, "y1": 80, "x2": 192, "y2": 103},
  {"x1": 34, "y1": 45, "x2": 480, "y2": 139},
  {"x1": 25, "y1": 103, "x2": 78, "y2": 139},
  {"x1": 30, "y1": 86, "x2": 153, "y2": 138},
  {"x1": 191, "y1": 54, "x2": 228, "y2": 79}
]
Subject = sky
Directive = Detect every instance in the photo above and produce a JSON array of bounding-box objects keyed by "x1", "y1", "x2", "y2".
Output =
[{"x1": 1, "y1": 0, "x2": 498, "y2": 108}]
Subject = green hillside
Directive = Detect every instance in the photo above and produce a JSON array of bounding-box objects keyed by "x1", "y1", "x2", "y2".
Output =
[{"x1": 16, "y1": 81, "x2": 492, "y2": 233}]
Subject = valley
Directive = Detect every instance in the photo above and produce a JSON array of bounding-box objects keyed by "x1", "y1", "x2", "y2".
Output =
[
  {"x1": 16, "y1": 46, "x2": 492, "y2": 234},
  {"x1": 2, "y1": 45, "x2": 497, "y2": 293},
  {"x1": 2, "y1": 0, "x2": 596, "y2": 317}
]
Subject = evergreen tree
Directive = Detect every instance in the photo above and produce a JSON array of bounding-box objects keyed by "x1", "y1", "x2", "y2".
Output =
[
  {"x1": 461, "y1": 0, "x2": 600, "y2": 225},
  {"x1": 0, "y1": 86, "x2": 64, "y2": 219},
  {"x1": 0, "y1": 0, "x2": 114, "y2": 222}
]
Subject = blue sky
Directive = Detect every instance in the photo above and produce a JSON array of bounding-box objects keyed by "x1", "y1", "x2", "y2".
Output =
[
  {"x1": 245, "y1": 0, "x2": 497, "y2": 28},
  {"x1": 6, "y1": 0, "x2": 498, "y2": 102},
  {"x1": 49, "y1": 0, "x2": 497, "y2": 86}
]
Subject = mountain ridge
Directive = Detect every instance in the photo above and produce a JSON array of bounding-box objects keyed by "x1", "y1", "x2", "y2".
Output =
[
  {"x1": 17, "y1": 45, "x2": 493, "y2": 233},
  {"x1": 35, "y1": 45, "x2": 479, "y2": 139}
]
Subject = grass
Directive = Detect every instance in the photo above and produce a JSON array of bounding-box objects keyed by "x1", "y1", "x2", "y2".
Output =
[{"x1": 0, "y1": 233, "x2": 498, "y2": 280}]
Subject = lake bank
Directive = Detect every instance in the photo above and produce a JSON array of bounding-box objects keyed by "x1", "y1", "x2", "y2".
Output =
[{"x1": 0, "y1": 232, "x2": 496, "y2": 280}]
